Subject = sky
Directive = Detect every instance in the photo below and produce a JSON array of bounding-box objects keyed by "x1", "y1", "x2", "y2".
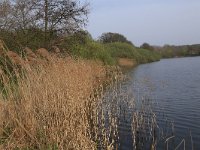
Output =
[{"x1": 86, "y1": 0, "x2": 200, "y2": 46}]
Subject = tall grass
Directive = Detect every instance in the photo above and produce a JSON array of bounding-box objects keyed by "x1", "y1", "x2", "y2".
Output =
[
  {"x1": 0, "y1": 50, "x2": 121, "y2": 149},
  {"x1": 0, "y1": 49, "x2": 162, "y2": 149},
  {"x1": 0, "y1": 40, "x2": 114, "y2": 150},
  {"x1": 0, "y1": 40, "x2": 163, "y2": 150}
]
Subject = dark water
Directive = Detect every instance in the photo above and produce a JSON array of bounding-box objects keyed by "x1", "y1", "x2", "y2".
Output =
[{"x1": 117, "y1": 57, "x2": 200, "y2": 149}]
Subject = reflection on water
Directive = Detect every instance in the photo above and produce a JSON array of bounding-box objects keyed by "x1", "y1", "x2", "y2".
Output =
[
  {"x1": 130, "y1": 57, "x2": 200, "y2": 149},
  {"x1": 105, "y1": 57, "x2": 200, "y2": 149},
  {"x1": 102, "y1": 76, "x2": 173, "y2": 149}
]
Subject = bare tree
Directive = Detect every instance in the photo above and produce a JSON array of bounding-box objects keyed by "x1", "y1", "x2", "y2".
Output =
[
  {"x1": 0, "y1": 0, "x2": 13, "y2": 30},
  {"x1": 44, "y1": 0, "x2": 48, "y2": 44},
  {"x1": 0, "y1": 0, "x2": 89, "y2": 47},
  {"x1": 12, "y1": 0, "x2": 38, "y2": 30},
  {"x1": 36, "y1": 0, "x2": 90, "y2": 46},
  {"x1": 37, "y1": 0, "x2": 89, "y2": 34}
]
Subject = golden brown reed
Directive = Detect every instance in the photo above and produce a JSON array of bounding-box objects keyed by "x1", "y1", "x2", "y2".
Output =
[
  {"x1": 52, "y1": 46, "x2": 61, "y2": 53},
  {"x1": 36, "y1": 48, "x2": 51, "y2": 61},
  {"x1": 24, "y1": 47, "x2": 37, "y2": 59},
  {"x1": 6, "y1": 51, "x2": 25, "y2": 67},
  {"x1": 0, "y1": 55, "x2": 115, "y2": 150},
  {"x1": 117, "y1": 58, "x2": 136, "y2": 68},
  {"x1": 0, "y1": 39, "x2": 8, "y2": 55},
  {"x1": 0, "y1": 40, "x2": 162, "y2": 150}
]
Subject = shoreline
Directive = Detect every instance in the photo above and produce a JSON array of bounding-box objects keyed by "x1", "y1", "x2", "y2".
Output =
[{"x1": 0, "y1": 42, "x2": 160, "y2": 149}]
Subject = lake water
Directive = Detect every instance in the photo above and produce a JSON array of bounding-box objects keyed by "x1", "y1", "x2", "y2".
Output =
[{"x1": 116, "y1": 57, "x2": 200, "y2": 149}]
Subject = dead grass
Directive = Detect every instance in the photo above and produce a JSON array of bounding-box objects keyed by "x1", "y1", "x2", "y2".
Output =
[
  {"x1": 6, "y1": 51, "x2": 25, "y2": 66},
  {"x1": 117, "y1": 58, "x2": 136, "y2": 68},
  {"x1": 0, "y1": 53, "x2": 117, "y2": 149},
  {"x1": 36, "y1": 48, "x2": 51, "y2": 61},
  {"x1": 0, "y1": 40, "x2": 6, "y2": 55},
  {"x1": 0, "y1": 40, "x2": 162, "y2": 150}
]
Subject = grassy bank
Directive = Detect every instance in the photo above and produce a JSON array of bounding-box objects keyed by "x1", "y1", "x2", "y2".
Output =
[
  {"x1": 0, "y1": 53, "x2": 159, "y2": 149},
  {"x1": 61, "y1": 35, "x2": 161, "y2": 66},
  {"x1": 0, "y1": 42, "x2": 121, "y2": 149},
  {"x1": 0, "y1": 36, "x2": 161, "y2": 149}
]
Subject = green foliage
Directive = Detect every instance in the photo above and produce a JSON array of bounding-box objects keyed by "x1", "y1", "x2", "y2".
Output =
[
  {"x1": 104, "y1": 42, "x2": 161, "y2": 63},
  {"x1": 105, "y1": 42, "x2": 138, "y2": 58},
  {"x1": 0, "y1": 30, "x2": 22, "y2": 53},
  {"x1": 71, "y1": 41, "x2": 115, "y2": 65},
  {"x1": 0, "y1": 28, "x2": 55, "y2": 52},
  {"x1": 60, "y1": 33, "x2": 161, "y2": 66},
  {"x1": 140, "y1": 43, "x2": 154, "y2": 51},
  {"x1": 60, "y1": 33, "x2": 115, "y2": 65},
  {"x1": 1, "y1": 28, "x2": 161, "y2": 67},
  {"x1": 157, "y1": 44, "x2": 200, "y2": 58},
  {"x1": 137, "y1": 48, "x2": 161, "y2": 63},
  {"x1": 0, "y1": 40, "x2": 27, "y2": 99},
  {"x1": 99, "y1": 32, "x2": 134, "y2": 46}
]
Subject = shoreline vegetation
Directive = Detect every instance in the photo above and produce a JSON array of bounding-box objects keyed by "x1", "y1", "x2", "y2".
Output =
[
  {"x1": 1, "y1": 29, "x2": 199, "y2": 150},
  {"x1": 0, "y1": 31, "x2": 163, "y2": 149},
  {"x1": 0, "y1": 31, "x2": 198, "y2": 149},
  {"x1": 1, "y1": 32, "x2": 199, "y2": 150},
  {"x1": 0, "y1": 32, "x2": 161, "y2": 149},
  {"x1": 0, "y1": 40, "x2": 121, "y2": 149},
  {"x1": 1, "y1": 35, "x2": 198, "y2": 149},
  {"x1": 0, "y1": 0, "x2": 199, "y2": 149}
]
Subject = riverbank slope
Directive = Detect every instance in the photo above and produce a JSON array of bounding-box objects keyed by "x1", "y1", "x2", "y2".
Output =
[{"x1": 0, "y1": 39, "x2": 160, "y2": 149}]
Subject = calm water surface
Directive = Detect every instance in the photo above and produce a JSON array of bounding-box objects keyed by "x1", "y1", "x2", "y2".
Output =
[{"x1": 117, "y1": 57, "x2": 200, "y2": 149}]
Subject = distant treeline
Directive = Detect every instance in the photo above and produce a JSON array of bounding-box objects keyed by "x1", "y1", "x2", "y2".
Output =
[
  {"x1": 153, "y1": 44, "x2": 200, "y2": 58},
  {"x1": 138, "y1": 42, "x2": 200, "y2": 58}
]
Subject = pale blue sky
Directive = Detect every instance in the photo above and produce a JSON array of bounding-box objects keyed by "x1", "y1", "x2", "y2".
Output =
[{"x1": 87, "y1": 0, "x2": 200, "y2": 46}]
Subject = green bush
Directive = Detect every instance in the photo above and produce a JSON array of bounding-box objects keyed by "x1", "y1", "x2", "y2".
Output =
[
  {"x1": 104, "y1": 42, "x2": 138, "y2": 58},
  {"x1": 137, "y1": 48, "x2": 161, "y2": 63},
  {"x1": 104, "y1": 42, "x2": 161, "y2": 63},
  {"x1": 69, "y1": 41, "x2": 115, "y2": 65},
  {"x1": 99, "y1": 32, "x2": 134, "y2": 46},
  {"x1": 60, "y1": 37, "x2": 161, "y2": 65}
]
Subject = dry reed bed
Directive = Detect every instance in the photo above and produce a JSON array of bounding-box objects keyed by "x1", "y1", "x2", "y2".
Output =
[
  {"x1": 0, "y1": 40, "x2": 164, "y2": 150},
  {"x1": 0, "y1": 50, "x2": 117, "y2": 149}
]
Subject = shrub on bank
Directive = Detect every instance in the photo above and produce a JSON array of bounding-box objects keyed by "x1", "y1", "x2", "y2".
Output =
[
  {"x1": 104, "y1": 42, "x2": 161, "y2": 64},
  {"x1": 105, "y1": 42, "x2": 139, "y2": 59},
  {"x1": 137, "y1": 48, "x2": 161, "y2": 63},
  {"x1": 71, "y1": 41, "x2": 115, "y2": 65},
  {"x1": 60, "y1": 38, "x2": 161, "y2": 66}
]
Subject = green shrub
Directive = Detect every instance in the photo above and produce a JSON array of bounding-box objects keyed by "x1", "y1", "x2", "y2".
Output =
[
  {"x1": 137, "y1": 48, "x2": 161, "y2": 63},
  {"x1": 104, "y1": 42, "x2": 161, "y2": 63},
  {"x1": 70, "y1": 41, "x2": 115, "y2": 65},
  {"x1": 104, "y1": 42, "x2": 139, "y2": 58},
  {"x1": 59, "y1": 35, "x2": 161, "y2": 66}
]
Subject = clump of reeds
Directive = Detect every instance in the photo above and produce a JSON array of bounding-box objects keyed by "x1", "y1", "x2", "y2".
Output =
[
  {"x1": 131, "y1": 98, "x2": 158, "y2": 150},
  {"x1": 0, "y1": 40, "x2": 165, "y2": 150},
  {"x1": 0, "y1": 40, "x2": 24, "y2": 99},
  {"x1": 0, "y1": 44, "x2": 118, "y2": 149}
]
